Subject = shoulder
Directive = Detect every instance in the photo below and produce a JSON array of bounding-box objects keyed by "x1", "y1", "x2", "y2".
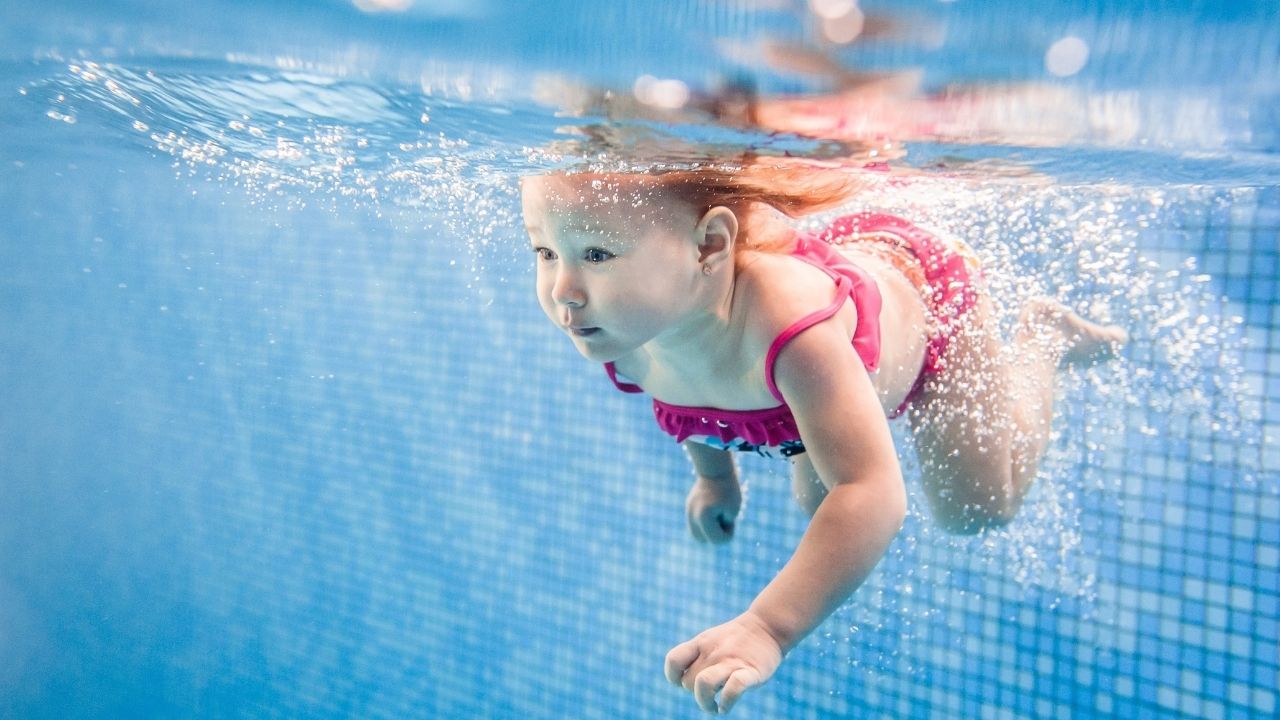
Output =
[
  {"x1": 733, "y1": 249, "x2": 857, "y2": 351},
  {"x1": 768, "y1": 290, "x2": 893, "y2": 483}
]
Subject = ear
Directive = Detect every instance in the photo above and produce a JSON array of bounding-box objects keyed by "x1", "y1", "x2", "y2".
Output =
[{"x1": 694, "y1": 206, "x2": 738, "y2": 265}]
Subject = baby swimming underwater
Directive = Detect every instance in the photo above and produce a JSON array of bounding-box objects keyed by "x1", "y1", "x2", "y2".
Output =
[{"x1": 520, "y1": 164, "x2": 1127, "y2": 715}]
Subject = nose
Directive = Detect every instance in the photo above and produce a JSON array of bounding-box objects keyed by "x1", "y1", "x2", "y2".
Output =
[{"x1": 551, "y1": 267, "x2": 586, "y2": 308}]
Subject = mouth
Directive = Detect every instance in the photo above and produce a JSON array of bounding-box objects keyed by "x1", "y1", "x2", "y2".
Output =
[{"x1": 568, "y1": 326, "x2": 600, "y2": 338}]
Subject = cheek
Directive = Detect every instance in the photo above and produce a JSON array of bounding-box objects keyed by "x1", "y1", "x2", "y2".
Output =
[
  {"x1": 629, "y1": 261, "x2": 692, "y2": 305},
  {"x1": 613, "y1": 276, "x2": 676, "y2": 326},
  {"x1": 534, "y1": 271, "x2": 556, "y2": 316}
]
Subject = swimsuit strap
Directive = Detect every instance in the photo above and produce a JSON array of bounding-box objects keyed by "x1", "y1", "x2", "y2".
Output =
[
  {"x1": 763, "y1": 273, "x2": 854, "y2": 404},
  {"x1": 603, "y1": 362, "x2": 645, "y2": 394}
]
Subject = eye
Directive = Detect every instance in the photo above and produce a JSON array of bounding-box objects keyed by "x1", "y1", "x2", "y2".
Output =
[
  {"x1": 584, "y1": 247, "x2": 614, "y2": 264},
  {"x1": 532, "y1": 247, "x2": 557, "y2": 262}
]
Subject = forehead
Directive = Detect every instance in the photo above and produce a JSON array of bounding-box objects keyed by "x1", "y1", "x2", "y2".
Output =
[{"x1": 520, "y1": 174, "x2": 688, "y2": 233}]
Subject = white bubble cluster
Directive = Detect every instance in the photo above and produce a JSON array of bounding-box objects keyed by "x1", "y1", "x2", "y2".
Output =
[{"x1": 843, "y1": 174, "x2": 1259, "y2": 598}]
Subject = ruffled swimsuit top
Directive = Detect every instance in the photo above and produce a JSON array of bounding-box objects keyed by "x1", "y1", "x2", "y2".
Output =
[
  {"x1": 603, "y1": 227, "x2": 883, "y2": 458},
  {"x1": 603, "y1": 211, "x2": 979, "y2": 457}
]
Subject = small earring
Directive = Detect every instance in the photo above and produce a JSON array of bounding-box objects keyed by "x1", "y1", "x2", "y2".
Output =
[{"x1": 702, "y1": 263, "x2": 713, "y2": 276}]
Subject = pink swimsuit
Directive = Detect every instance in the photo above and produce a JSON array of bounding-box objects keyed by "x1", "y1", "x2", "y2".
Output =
[{"x1": 604, "y1": 212, "x2": 979, "y2": 457}]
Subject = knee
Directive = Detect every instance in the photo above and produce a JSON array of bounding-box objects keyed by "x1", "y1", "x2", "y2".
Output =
[
  {"x1": 925, "y1": 460, "x2": 1027, "y2": 535},
  {"x1": 935, "y1": 499, "x2": 1019, "y2": 535}
]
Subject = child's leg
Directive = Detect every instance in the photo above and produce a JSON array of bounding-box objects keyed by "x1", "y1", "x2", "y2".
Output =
[{"x1": 907, "y1": 296, "x2": 1126, "y2": 534}]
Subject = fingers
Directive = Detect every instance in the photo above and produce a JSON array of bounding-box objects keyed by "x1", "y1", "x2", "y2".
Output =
[
  {"x1": 688, "y1": 507, "x2": 734, "y2": 544},
  {"x1": 686, "y1": 512, "x2": 708, "y2": 543},
  {"x1": 712, "y1": 511, "x2": 735, "y2": 542},
  {"x1": 691, "y1": 665, "x2": 759, "y2": 715},
  {"x1": 692, "y1": 664, "x2": 734, "y2": 714},
  {"x1": 686, "y1": 482, "x2": 739, "y2": 544},
  {"x1": 666, "y1": 642, "x2": 762, "y2": 715},
  {"x1": 664, "y1": 639, "x2": 701, "y2": 686},
  {"x1": 717, "y1": 668, "x2": 760, "y2": 715}
]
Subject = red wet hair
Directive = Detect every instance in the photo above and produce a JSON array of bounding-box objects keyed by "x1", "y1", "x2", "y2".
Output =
[
  {"x1": 647, "y1": 161, "x2": 863, "y2": 252},
  {"x1": 551, "y1": 160, "x2": 864, "y2": 253}
]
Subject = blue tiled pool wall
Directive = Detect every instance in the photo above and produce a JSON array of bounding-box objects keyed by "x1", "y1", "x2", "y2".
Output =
[{"x1": 1, "y1": 136, "x2": 1277, "y2": 720}]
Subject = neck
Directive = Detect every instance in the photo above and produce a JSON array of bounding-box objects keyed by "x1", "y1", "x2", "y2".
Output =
[{"x1": 643, "y1": 265, "x2": 742, "y2": 375}]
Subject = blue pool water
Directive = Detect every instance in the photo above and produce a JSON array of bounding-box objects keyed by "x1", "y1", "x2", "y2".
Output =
[{"x1": 1, "y1": 1, "x2": 1277, "y2": 718}]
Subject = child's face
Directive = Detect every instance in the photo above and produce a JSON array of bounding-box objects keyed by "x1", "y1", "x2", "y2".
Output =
[{"x1": 521, "y1": 175, "x2": 707, "y2": 362}]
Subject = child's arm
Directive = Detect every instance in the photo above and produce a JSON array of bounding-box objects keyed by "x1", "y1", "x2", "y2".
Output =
[
  {"x1": 664, "y1": 318, "x2": 907, "y2": 714},
  {"x1": 682, "y1": 442, "x2": 741, "y2": 544}
]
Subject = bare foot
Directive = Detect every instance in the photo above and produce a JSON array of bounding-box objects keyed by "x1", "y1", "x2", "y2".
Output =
[{"x1": 1017, "y1": 298, "x2": 1128, "y2": 368}]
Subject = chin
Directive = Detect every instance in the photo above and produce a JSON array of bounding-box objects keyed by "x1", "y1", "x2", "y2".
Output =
[
  {"x1": 573, "y1": 345, "x2": 620, "y2": 363},
  {"x1": 570, "y1": 336, "x2": 626, "y2": 364}
]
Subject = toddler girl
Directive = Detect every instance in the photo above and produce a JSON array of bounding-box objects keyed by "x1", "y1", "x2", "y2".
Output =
[{"x1": 520, "y1": 163, "x2": 1125, "y2": 715}]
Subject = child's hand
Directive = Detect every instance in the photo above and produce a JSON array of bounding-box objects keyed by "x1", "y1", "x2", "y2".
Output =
[
  {"x1": 663, "y1": 611, "x2": 784, "y2": 715},
  {"x1": 685, "y1": 474, "x2": 741, "y2": 544}
]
